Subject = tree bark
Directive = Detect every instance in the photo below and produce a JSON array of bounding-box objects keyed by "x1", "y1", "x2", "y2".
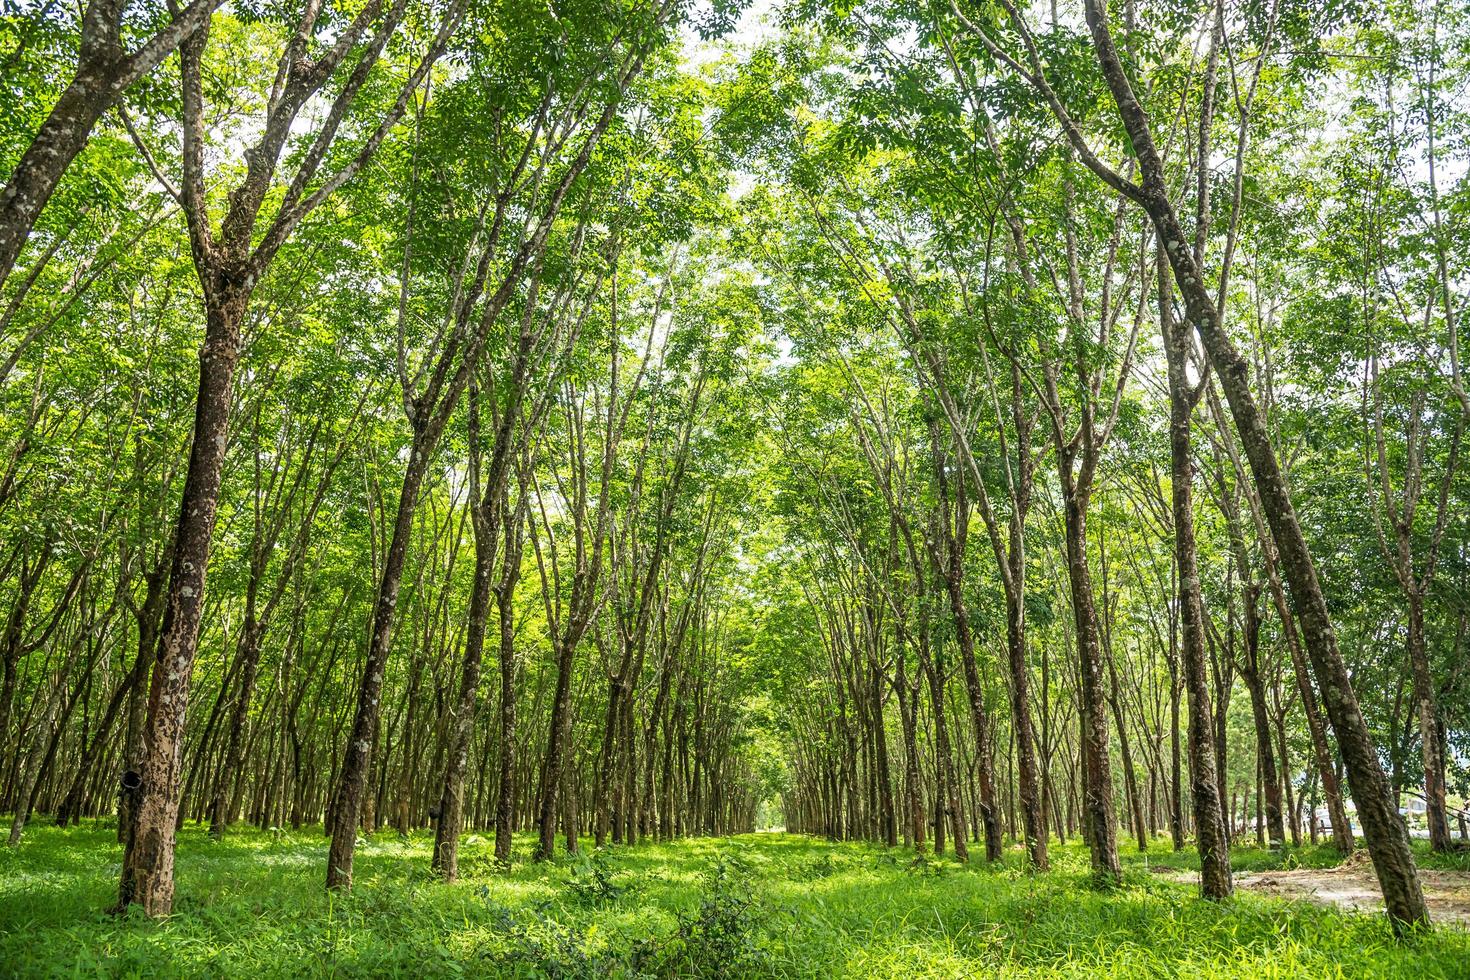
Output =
[
  {"x1": 1205, "y1": 384, "x2": 1353, "y2": 854},
  {"x1": 1159, "y1": 250, "x2": 1232, "y2": 897},
  {"x1": 328, "y1": 436, "x2": 429, "y2": 888},
  {"x1": 0, "y1": 0, "x2": 220, "y2": 291},
  {"x1": 932, "y1": 448, "x2": 1001, "y2": 862},
  {"x1": 1406, "y1": 591, "x2": 1451, "y2": 852},
  {"x1": 1061, "y1": 488, "x2": 1121, "y2": 882},
  {"x1": 115, "y1": 281, "x2": 248, "y2": 916},
  {"x1": 918, "y1": 624, "x2": 968, "y2": 862},
  {"x1": 56, "y1": 665, "x2": 133, "y2": 826},
  {"x1": 119, "y1": 560, "x2": 167, "y2": 847},
  {"x1": 430, "y1": 509, "x2": 494, "y2": 879},
  {"x1": 537, "y1": 637, "x2": 579, "y2": 858},
  {"x1": 1074, "y1": 0, "x2": 1426, "y2": 931},
  {"x1": 1239, "y1": 584, "x2": 1285, "y2": 848},
  {"x1": 492, "y1": 515, "x2": 524, "y2": 862},
  {"x1": 207, "y1": 617, "x2": 261, "y2": 838}
]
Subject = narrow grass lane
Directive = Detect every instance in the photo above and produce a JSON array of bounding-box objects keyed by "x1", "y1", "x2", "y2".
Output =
[{"x1": 2, "y1": 825, "x2": 1468, "y2": 977}]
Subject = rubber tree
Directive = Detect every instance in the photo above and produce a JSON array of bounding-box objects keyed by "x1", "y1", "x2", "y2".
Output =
[
  {"x1": 953, "y1": 0, "x2": 1430, "y2": 933},
  {"x1": 325, "y1": 0, "x2": 681, "y2": 890},
  {"x1": 0, "y1": 0, "x2": 222, "y2": 293},
  {"x1": 116, "y1": 0, "x2": 462, "y2": 916},
  {"x1": 1158, "y1": 251, "x2": 1232, "y2": 898}
]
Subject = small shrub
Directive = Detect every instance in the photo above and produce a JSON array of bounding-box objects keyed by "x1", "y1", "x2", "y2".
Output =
[
  {"x1": 565, "y1": 851, "x2": 628, "y2": 906},
  {"x1": 460, "y1": 848, "x2": 512, "y2": 879},
  {"x1": 476, "y1": 900, "x2": 613, "y2": 979},
  {"x1": 905, "y1": 851, "x2": 947, "y2": 877},
  {"x1": 641, "y1": 856, "x2": 773, "y2": 977},
  {"x1": 790, "y1": 851, "x2": 846, "y2": 880}
]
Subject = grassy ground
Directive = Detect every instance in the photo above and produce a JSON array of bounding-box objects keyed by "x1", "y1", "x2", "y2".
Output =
[
  {"x1": 1, "y1": 822, "x2": 1467, "y2": 978},
  {"x1": 1141, "y1": 834, "x2": 1470, "y2": 875}
]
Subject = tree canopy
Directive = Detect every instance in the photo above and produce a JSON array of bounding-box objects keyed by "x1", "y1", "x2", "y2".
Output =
[{"x1": 0, "y1": 0, "x2": 1467, "y2": 959}]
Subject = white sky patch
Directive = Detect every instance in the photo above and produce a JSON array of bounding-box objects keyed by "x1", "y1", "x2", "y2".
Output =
[{"x1": 682, "y1": 0, "x2": 782, "y2": 68}]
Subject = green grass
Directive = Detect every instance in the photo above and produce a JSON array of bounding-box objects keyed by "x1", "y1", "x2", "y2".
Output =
[
  {"x1": 1136, "y1": 835, "x2": 1470, "y2": 874},
  {"x1": 1, "y1": 822, "x2": 1466, "y2": 978},
  {"x1": 1140, "y1": 840, "x2": 1470, "y2": 875}
]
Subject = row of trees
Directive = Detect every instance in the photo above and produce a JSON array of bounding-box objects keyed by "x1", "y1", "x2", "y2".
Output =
[
  {"x1": 0, "y1": 0, "x2": 784, "y2": 919},
  {"x1": 0, "y1": 0, "x2": 1465, "y2": 942},
  {"x1": 718, "y1": 0, "x2": 1467, "y2": 937}
]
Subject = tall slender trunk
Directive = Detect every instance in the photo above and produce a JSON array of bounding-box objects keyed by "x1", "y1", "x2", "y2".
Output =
[
  {"x1": 919, "y1": 632, "x2": 968, "y2": 862},
  {"x1": 537, "y1": 636, "x2": 579, "y2": 859},
  {"x1": 594, "y1": 675, "x2": 625, "y2": 847},
  {"x1": 1061, "y1": 488, "x2": 1121, "y2": 882},
  {"x1": 894, "y1": 623, "x2": 927, "y2": 854},
  {"x1": 57, "y1": 665, "x2": 134, "y2": 825},
  {"x1": 1208, "y1": 382, "x2": 1354, "y2": 854},
  {"x1": 115, "y1": 283, "x2": 248, "y2": 915},
  {"x1": 8, "y1": 630, "x2": 85, "y2": 845},
  {"x1": 1077, "y1": 0, "x2": 1424, "y2": 928},
  {"x1": 119, "y1": 564, "x2": 167, "y2": 846},
  {"x1": 932, "y1": 436, "x2": 1000, "y2": 861},
  {"x1": 945, "y1": 576, "x2": 1001, "y2": 861},
  {"x1": 0, "y1": 550, "x2": 50, "y2": 753},
  {"x1": 1406, "y1": 591, "x2": 1451, "y2": 852},
  {"x1": 1168, "y1": 655, "x2": 1184, "y2": 850},
  {"x1": 1240, "y1": 584, "x2": 1284, "y2": 847},
  {"x1": 492, "y1": 526, "x2": 523, "y2": 862},
  {"x1": 1003, "y1": 582, "x2": 1046, "y2": 868},
  {"x1": 431, "y1": 515, "x2": 495, "y2": 879},
  {"x1": 1105, "y1": 648, "x2": 1147, "y2": 853},
  {"x1": 868, "y1": 658, "x2": 897, "y2": 847},
  {"x1": 1280, "y1": 592, "x2": 1352, "y2": 852},
  {"x1": 1275, "y1": 703, "x2": 1299, "y2": 846},
  {"x1": 326, "y1": 430, "x2": 430, "y2": 890},
  {"x1": 208, "y1": 614, "x2": 261, "y2": 838},
  {"x1": 1159, "y1": 251, "x2": 1231, "y2": 896}
]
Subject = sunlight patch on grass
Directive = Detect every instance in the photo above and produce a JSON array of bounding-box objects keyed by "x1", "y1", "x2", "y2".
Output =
[{"x1": 0, "y1": 825, "x2": 1466, "y2": 977}]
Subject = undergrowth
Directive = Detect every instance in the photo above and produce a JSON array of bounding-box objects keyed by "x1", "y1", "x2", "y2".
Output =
[{"x1": 0, "y1": 822, "x2": 1466, "y2": 977}]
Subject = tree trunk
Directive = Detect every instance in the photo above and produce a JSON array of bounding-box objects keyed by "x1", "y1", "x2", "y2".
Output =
[
  {"x1": 947, "y1": 582, "x2": 1001, "y2": 862},
  {"x1": 0, "y1": 549, "x2": 51, "y2": 759},
  {"x1": 1061, "y1": 489, "x2": 1121, "y2": 882},
  {"x1": 119, "y1": 564, "x2": 167, "y2": 846},
  {"x1": 430, "y1": 518, "x2": 495, "y2": 880},
  {"x1": 115, "y1": 283, "x2": 248, "y2": 915},
  {"x1": 1078, "y1": 0, "x2": 1425, "y2": 928},
  {"x1": 56, "y1": 665, "x2": 133, "y2": 826},
  {"x1": 868, "y1": 661, "x2": 897, "y2": 847},
  {"x1": 1168, "y1": 656, "x2": 1184, "y2": 850},
  {"x1": 1003, "y1": 581, "x2": 1046, "y2": 868},
  {"x1": 326, "y1": 429, "x2": 431, "y2": 890},
  {"x1": 1209, "y1": 382, "x2": 1355, "y2": 855},
  {"x1": 922, "y1": 650, "x2": 968, "y2": 862},
  {"x1": 1406, "y1": 591, "x2": 1451, "y2": 852},
  {"x1": 1106, "y1": 647, "x2": 1147, "y2": 853},
  {"x1": 1240, "y1": 585, "x2": 1285, "y2": 848},
  {"x1": 537, "y1": 637, "x2": 578, "y2": 859},
  {"x1": 492, "y1": 530, "x2": 522, "y2": 862},
  {"x1": 208, "y1": 616, "x2": 262, "y2": 838},
  {"x1": 1159, "y1": 250, "x2": 1231, "y2": 897},
  {"x1": 894, "y1": 625, "x2": 927, "y2": 854}
]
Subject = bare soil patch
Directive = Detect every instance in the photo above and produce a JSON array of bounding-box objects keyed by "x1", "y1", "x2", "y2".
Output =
[{"x1": 1158, "y1": 852, "x2": 1470, "y2": 926}]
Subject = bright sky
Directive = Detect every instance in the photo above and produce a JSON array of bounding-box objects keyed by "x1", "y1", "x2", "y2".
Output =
[{"x1": 683, "y1": 0, "x2": 781, "y2": 66}]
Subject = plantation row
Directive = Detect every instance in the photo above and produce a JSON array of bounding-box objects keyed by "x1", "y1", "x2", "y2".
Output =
[{"x1": 0, "y1": 0, "x2": 1466, "y2": 953}]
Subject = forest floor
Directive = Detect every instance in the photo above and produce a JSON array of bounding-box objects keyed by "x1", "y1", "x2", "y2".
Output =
[
  {"x1": 1151, "y1": 847, "x2": 1470, "y2": 925},
  {"x1": 2, "y1": 823, "x2": 1468, "y2": 978}
]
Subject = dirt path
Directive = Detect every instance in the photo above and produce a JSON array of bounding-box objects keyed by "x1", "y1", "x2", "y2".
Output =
[{"x1": 1156, "y1": 854, "x2": 1470, "y2": 926}]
